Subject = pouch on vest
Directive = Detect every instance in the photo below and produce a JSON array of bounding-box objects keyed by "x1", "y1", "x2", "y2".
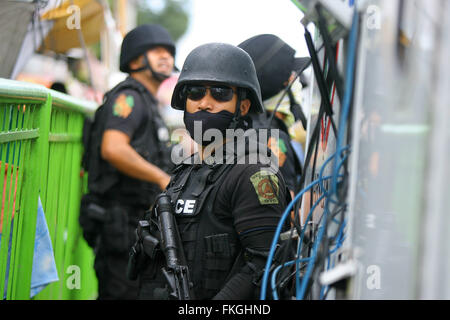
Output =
[
  {"x1": 79, "y1": 193, "x2": 107, "y2": 249},
  {"x1": 127, "y1": 220, "x2": 159, "y2": 280},
  {"x1": 202, "y1": 233, "x2": 237, "y2": 292}
]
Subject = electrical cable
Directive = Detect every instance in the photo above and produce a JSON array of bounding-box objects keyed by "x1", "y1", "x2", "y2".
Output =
[
  {"x1": 318, "y1": 217, "x2": 346, "y2": 300},
  {"x1": 331, "y1": 11, "x2": 359, "y2": 197},
  {"x1": 293, "y1": 74, "x2": 332, "y2": 214},
  {"x1": 294, "y1": 147, "x2": 349, "y2": 299},
  {"x1": 271, "y1": 145, "x2": 349, "y2": 297},
  {"x1": 267, "y1": 23, "x2": 346, "y2": 300},
  {"x1": 294, "y1": 192, "x2": 326, "y2": 296},
  {"x1": 304, "y1": 28, "x2": 338, "y2": 137},
  {"x1": 266, "y1": 8, "x2": 360, "y2": 301},
  {"x1": 309, "y1": 199, "x2": 347, "y2": 298},
  {"x1": 263, "y1": 3, "x2": 359, "y2": 301},
  {"x1": 260, "y1": 174, "x2": 340, "y2": 300},
  {"x1": 262, "y1": 146, "x2": 348, "y2": 300},
  {"x1": 299, "y1": 10, "x2": 360, "y2": 300},
  {"x1": 292, "y1": 25, "x2": 341, "y2": 206},
  {"x1": 316, "y1": 3, "x2": 345, "y2": 102},
  {"x1": 271, "y1": 257, "x2": 311, "y2": 299}
]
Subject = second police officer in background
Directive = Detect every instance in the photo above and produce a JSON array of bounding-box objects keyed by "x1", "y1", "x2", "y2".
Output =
[
  {"x1": 238, "y1": 34, "x2": 311, "y2": 196},
  {"x1": 130, "y1": 42, "x2": 290, "y2": 299},
  {"x1": 80, "y1": 24, "x2": 176, "y2": 299}
]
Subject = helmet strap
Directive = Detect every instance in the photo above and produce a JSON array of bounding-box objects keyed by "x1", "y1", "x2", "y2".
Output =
[
  {"x1": 129, "y1": 55, "x2": 170, "y2": 83},
  {"x1": 228, "y1": 89, "x2": 244, "y2": 130}
]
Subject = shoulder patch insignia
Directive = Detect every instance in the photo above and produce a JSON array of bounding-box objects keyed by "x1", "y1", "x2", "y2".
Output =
[
  {"x1": 113, "y1": 94, "x2": 134, "y2": 118},
  {"x1": 250, "y1": 170, "x2": 279, "y2": 205}
]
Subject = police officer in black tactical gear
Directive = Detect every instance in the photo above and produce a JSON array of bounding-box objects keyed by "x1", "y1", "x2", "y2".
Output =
[
  {"x1": 238, "y1": 34, "x2": 311, "y2": 196},
  {"x1": 129, "y1": 43, "x2": 289, "y2": 300},
  {"x1": 79, "y1": 24, "x2": 176, "y2": 300}
]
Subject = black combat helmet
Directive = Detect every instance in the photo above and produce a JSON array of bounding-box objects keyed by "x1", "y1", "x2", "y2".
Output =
[
  {"x1": 238, "y1": 34, "x2": 310, "y2": 101},
  {"x1": 120, "y1": 24, "x2": 176, "y2": 73},
  {"x1": 171, "y1": 42, "x2": 264, "y2": 114}
]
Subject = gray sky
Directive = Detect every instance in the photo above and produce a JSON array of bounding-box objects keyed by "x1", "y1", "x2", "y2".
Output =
[{"x1": 175, "y1": 0, "x2": 309, "y2": 67}]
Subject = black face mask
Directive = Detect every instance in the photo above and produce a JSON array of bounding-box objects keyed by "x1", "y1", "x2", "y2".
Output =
[{"x1": 183, "y1": 110, "x2": 234, "y2": 146}]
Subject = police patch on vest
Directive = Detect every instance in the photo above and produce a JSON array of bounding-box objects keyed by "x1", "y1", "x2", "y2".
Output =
[
  {"x1": 113, "y1": 94, "x2": 134, "y2": 118},
  {"x1": 250, "y1": 171, "x2": 279, "y2": 205}
]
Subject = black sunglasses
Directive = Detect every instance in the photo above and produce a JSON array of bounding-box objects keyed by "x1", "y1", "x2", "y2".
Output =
[{"x1": 182, "y1": 84, "x2": 236, "y2": 102}]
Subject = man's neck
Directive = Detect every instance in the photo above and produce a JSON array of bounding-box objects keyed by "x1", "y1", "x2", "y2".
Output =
[{"x1": 130, "y1": 72, "x2": 159, "y2": 96}]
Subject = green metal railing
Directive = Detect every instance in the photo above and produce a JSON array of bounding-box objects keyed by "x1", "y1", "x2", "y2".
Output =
[{"x1": 0, "y1": 78, "x2": 98, "y2": 299}]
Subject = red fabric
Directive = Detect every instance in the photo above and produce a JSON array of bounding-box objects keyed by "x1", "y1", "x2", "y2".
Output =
[{"x1": 1, "y1": 163, "x2": 18, "y2": 233}]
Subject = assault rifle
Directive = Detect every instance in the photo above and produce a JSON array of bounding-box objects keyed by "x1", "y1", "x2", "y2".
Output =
[
  {"x1": 153, "y1": 193, "x2": 194, "y2": 300},
  {"x1": 128, "y1": 193, "x2": 193, "y2": 299}
]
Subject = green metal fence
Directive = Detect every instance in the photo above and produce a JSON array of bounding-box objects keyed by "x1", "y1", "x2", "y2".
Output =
[{"x1": 0, "y1": 78, "x2": 98, "y2": 300}]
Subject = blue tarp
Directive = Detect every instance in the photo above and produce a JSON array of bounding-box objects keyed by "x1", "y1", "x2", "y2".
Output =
[{"x1": 1, "y1": 197, "x2": 58, "y2": 299}]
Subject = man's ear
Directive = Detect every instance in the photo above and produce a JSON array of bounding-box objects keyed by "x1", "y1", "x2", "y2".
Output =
[{"x1": 240, "y1": 99, "x2": 251, "y2": 116}]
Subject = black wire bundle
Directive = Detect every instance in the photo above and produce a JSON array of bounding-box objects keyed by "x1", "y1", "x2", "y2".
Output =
[{"x1": 269, "y1": 3, "x2": 358, "y2": 300}]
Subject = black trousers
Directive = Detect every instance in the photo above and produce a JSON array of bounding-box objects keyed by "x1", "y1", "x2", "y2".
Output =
[{"x1": 93, "y1": 203, "x2": 147, "y2": 300}]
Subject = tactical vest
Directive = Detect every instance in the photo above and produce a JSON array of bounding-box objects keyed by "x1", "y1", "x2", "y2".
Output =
[
  {"x1": 83, "y1": 77, "x2": 173, "y2": 207},
  {"x1": 163, "y1": 157, "x2": 240, "y2": 299},
  {"x1": 156, "y1": 138, "x2": 279, "y2": 299}
]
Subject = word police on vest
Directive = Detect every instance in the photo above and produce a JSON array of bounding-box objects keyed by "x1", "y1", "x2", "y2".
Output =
[
  {"x1": 177, "y1": 304, "x2": 271, "y2": 317},
  {"x1": 175, "y1": 199, "x2": 196, "y2": 215},
  {"x1": 170, "y1": 125, "x2": 280, "y2": 172}
]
